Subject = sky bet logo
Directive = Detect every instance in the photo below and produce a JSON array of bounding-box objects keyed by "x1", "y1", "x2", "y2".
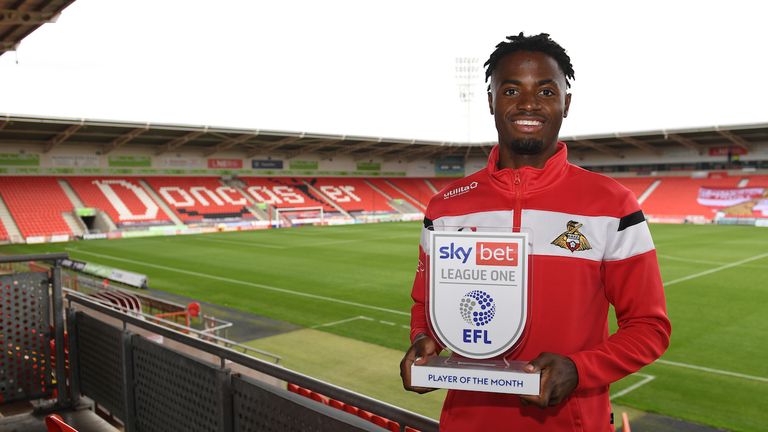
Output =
[{"x1": 438, "y1": 242, "x2": 519, "y2": 266}]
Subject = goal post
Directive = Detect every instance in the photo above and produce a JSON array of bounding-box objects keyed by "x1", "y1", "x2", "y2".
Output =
[{"x1": 271, "y1": 206, "x2": 325, "y2": 228}]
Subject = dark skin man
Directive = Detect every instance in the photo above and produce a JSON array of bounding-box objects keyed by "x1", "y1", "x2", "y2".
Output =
[{"x1": 400, "y1": 50, "x2": 578, "y2": 408}]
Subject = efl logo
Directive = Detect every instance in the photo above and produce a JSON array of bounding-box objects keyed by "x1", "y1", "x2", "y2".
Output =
[{"x1": 476, "y1": 242, "x2": 518, "y2": 266}]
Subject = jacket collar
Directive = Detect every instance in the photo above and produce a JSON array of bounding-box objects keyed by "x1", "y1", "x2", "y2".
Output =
[{"x1": 486, "y1": 142, "x2": 570, "y2": 195}]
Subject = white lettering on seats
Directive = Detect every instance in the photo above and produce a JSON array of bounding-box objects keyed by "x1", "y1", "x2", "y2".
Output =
[
  {"x1": 216, "y1": 186, "x2": 247, "y2": 205},
  {"x1": 320, "y1": 185, "x2": 361, "y2": 203},
  {"x1": 190, "y1": 186, "x2": 224, "y2": 206},
  {"x1": 93, "y1": 180, "x2": 160, "y2": 221},
  {"x1": 158, "y1": 187, "x2": 195, "y2": 207},
  {"x1": 246, "y1": 185, "x2": 306, "y2": 205}
]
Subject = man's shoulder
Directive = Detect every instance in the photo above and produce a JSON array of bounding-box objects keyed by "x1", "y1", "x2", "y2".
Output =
[
  {"x1": 565, "y1": 164, "x2": 641, "y2": 214},
  {"x1": 426, "y1": 170, "x2": 489, "y2": 216}
]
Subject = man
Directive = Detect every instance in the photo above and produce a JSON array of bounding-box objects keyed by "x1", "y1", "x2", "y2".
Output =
[{"x1": 400, "y1": 33, "x2": 671, "y2": 431}]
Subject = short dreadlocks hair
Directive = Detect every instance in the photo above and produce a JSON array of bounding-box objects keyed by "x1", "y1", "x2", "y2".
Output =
[{"x1": 484, "y1": 32, "x2": 574, "y2": 90}]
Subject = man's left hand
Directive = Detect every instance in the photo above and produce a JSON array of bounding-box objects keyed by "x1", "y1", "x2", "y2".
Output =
[{"x1": 519, "y1": 352, "x2": 578, "y2": 408}]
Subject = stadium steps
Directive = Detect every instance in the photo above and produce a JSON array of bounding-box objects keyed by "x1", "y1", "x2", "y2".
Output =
[
  {"x1": 61, "y1": 211, "x2": 86, "y2": 237},
  {"x1": 58, "y1": 178, "x2": 86, "y2": 208},
  {"x1": 638, "y1": 179, "x2": 661, "y2": 204},
  {"x1": 363, "y1": 180, "x2": 418, "y2": 214},
  {"x1": 303, "y1": 180, "x2": 353, "y2": 219},
  {"x1": 425, "y1": 179, "x2": 439, "y2": 194},
  {"x1": 0, "y1": 195, "x2": 22, "y2": 242},
  {"x1": 138, "y1": 179, "x2": 185, "y2": 225},
  {"x1": 223, "y1": 179, "x2": 269, "y2": 221},
  {"x1": 383, "y1": 180, "x2": 427, "y2": 211}
]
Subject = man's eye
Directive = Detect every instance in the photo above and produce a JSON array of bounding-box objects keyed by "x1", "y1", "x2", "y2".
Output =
[
  {"x1": 540, "y1": 89, "x2": 555, "y2": 96},
  {"x1": 503, "y1": 89, "x2": 519, "y2": 96}
]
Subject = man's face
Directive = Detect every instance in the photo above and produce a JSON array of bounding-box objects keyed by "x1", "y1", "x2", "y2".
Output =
[{"x1": 487, "y1": 51, "x2": 571, "y2": 159}]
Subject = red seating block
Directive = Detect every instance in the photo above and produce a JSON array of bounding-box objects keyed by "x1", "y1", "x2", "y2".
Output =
[
  {"x1": 241, "y1": 178, "x2": 335, "y2": 211},
  {"x1": 0, "y1": 177, "x2": 73, "y2": 238},
  {"x1": 311, "y1": 178, "x2": 392, "y2": 212},
  {"x1": 66, "y1": 177, "x2": 170, "y2": 226},
  {"x1": 144, "y1": 177, "x2": 252, "y2": 221}
]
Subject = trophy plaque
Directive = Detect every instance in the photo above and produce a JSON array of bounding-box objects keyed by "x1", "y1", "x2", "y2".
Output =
[{"x1": 411, "y1": 231, "x2": 539, "y2": 395}]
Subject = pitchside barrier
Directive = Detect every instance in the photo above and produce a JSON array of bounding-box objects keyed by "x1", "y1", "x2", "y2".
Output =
[{"x1": 0, "y1": 253, "x2": 438, "y2": 432}]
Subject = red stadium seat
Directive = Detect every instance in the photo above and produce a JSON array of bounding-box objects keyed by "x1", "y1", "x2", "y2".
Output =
[{"x1": 0, "y1": 177, "x2": 73, "y2": 238}]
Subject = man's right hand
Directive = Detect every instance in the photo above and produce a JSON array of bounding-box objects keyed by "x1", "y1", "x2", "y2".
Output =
[{"x1": 399, "y1": 333, "x2": 440, "y2": 393}]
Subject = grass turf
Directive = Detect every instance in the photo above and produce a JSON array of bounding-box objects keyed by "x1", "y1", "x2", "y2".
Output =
[{"x1": 2, "y1": 222, "x2": 767, "y2": 431}]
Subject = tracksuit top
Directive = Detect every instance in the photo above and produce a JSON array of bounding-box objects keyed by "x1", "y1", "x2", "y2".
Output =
[{"x1": 409, "y1": 143, "x2": 671, "y2": 431}]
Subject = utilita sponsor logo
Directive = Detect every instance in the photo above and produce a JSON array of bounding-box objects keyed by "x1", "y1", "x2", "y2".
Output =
[
  {"x1": 443, "y1": 181, "x2": 478, "y2": 199},
  {"x1": 476, "y1": 242, "x2": 518, "y2": 266}
]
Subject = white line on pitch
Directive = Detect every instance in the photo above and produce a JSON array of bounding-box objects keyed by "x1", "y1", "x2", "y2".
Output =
[
  {"x1": 196, "y1": 237, "x2": 286, "y2": 249},
  {"x1": 65, "y1": 249, "x2": 409, "y2": 316},
  {"x1": 656, "y1": 359, "x2": 768, "y2": 383},
  {"x1": 657, "y1": 254, "x2": 722, "y2": 265},
  {"x1": 610, "y1": 373, "x2": 655, "y2": 400},
  {"x1": 312, "y1": 316, "x2": 373, "y2": 329},
  {"x1": 663, "y1": 251, "x2": 768, "y2": 287}
]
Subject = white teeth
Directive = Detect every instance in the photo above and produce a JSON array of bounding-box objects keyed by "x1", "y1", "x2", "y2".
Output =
[{"x1": 514, "y1": 120, "x2": 542, "y2": 126}]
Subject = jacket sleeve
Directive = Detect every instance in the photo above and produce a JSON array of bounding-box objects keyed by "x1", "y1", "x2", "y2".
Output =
[
  {"x1": 569, "y1": 209, "x2": 672, "y2": 390},
  {"x1": 409, "y1": 217, "x2": 437, "y2": 343}
]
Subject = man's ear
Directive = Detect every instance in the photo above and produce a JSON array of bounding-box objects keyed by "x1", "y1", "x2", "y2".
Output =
[
  {"x1": 488, "y1": 91, "x2": 494, "y2": 115},
  {"x1": 563, "y1": 93, "x2": 572, "y2": 118}
]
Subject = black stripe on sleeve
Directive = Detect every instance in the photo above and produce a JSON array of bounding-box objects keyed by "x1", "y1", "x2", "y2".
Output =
[
  {"x1": 423, "y1": 217, "x2": 434, "y2": 231},
  {"x1": 618, "y1": 210, "x2": 646, "y2": 231}
]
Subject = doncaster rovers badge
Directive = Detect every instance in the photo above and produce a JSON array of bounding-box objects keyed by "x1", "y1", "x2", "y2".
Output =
[{"x1": 551, "y1": 220, "x2": 592, "y2": 252}]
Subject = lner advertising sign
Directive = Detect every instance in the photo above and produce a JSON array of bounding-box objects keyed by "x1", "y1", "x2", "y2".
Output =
[{"x1": 429, "y1": 231, "x2": 529, "y2": 359}]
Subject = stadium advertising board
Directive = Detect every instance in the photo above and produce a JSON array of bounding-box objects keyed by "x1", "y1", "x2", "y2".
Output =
[
  {"x1": 208, "y1": 158, "x2": 243, "y2": 169},
  {"x1": 356, "y1": 162, "x2": 381, "y2": 171},
  {"x1": 435, "y1": 157, "x2": 465, "y2": 177},
  {"x1": 252, "y1": 159, "x2": 284, "y2": 169},
  {"x1": 289, "y1": 160, "x2": 319, "y2": 170},
  {"x1": 0, "y1": 153, "x2": 39, "y2": 166},
  {"x1": 50, "y1": 154, "x2": 100, "y2": 167},
  {"x1": 708, "y1": 146, "x2": 748, "y2": 156},
  {"x1": 108, "y1": 155, "x2": 151, "y2": 167}
]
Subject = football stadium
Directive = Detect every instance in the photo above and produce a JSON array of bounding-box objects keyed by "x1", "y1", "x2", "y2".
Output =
[{"x1": 1, "y1": 2, "x2": 768, "y2": 432}]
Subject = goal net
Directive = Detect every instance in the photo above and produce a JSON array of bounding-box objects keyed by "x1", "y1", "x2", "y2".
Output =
[{"x1": 271, "y1": 206, "x2": 325, "y2": 228}]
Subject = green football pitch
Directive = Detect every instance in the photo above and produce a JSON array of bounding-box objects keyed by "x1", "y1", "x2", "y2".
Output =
[{"x1": 2, "y1": 222, "x2": 767, "y2": 431}]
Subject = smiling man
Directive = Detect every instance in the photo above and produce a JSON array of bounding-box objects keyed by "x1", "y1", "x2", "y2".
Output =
[{"x1": 400, "y1": 33, "x2": 671, "y2": 431}]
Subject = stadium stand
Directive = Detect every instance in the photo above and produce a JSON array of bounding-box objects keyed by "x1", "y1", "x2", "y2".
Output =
[
  {"x1": 311, "y1": 177, "x2": 394, "y2": 214},
  {"x1": 66, "y1": 177, "x2": 172, "y2": 227},
  {"x1": 0, "y1": 219, "x2": 8, "y2": 242},
  {"x1": 144, "y1": 177, "x2": 253, "y2": 222},
  {"x1": 425, "y1": 178, "x2": 454, "y2": 194},
  {"x1": 240, "y1": 177, "x2": 336, "y2": 211},
  {"x1": 640, "y1": 175, "x2": 744, "y2": 221},
  {"x1": 0, "y1": 177, "x2": 73, "y2": 238},
  {"x1": 613, "y1": 177, "x2": 657, "y2": 200},
  {"x1": 367, "y1": 178, "x2": 427, "y2": 211},
  {"x1": 389, "y1": 178, "x2": 440, "y2": 207}
]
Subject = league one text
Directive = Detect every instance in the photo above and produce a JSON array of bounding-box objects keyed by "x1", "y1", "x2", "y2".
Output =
[{"x1": 411, "y1": 231, "x2": 540, "y2": 395}]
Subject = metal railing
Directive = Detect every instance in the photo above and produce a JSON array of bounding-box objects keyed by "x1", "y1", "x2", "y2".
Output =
[{"x1": 67, "y1": 293, "x2": 438, "y2": 431}]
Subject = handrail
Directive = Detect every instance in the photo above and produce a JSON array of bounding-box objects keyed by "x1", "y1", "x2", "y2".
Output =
[
  {"x1": 64, "y1": 290, "x2": 281, "y2": 364},
  {"x1": 67, "y1": 293, "x2": 438, "y2": 431},
  {"x1": 0, "y1": 252, "x2": 68, "y2": 263}
]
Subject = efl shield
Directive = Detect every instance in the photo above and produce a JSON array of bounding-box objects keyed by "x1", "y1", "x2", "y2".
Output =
[{"x1": 428, "y1": 231, "x2": 529, "y2": 359}]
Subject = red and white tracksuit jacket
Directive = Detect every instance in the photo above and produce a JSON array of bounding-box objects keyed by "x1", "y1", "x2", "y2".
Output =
[{"x1": 410, "y1": 143, "x2": 671, "y2": 431}]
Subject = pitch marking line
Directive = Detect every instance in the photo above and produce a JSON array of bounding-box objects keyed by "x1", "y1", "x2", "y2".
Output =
[
  {"x1": 610, "y1": 373, "x2": 655, "y2": 400},
  {"x1": 656, "y1": 359, "x2": 768, "y2": 383},
  {"x1": 312, "y1": 316, "x2": 373, "y2": 329},
  {"x1": 65, "y1": 249, "x2": 409, "y2": 317},
  {"x1": 663, "y1": 251, "x2": 768, "y2": 287},
  {"x1": 312, "y1": 315, "x2": 410, "y2": 330},
  {"x1": 196, "y1": 237, "x2": 286, "y2": 249}
]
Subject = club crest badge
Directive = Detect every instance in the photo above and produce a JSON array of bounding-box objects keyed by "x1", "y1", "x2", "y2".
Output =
[{"x1": 551, "y1": 220, "x2": 592, "y2": 252}]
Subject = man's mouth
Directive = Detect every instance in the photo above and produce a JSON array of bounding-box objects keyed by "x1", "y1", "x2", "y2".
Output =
[{"x1": 511, "y1": 119, "x2": 544, "y2": 133}]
